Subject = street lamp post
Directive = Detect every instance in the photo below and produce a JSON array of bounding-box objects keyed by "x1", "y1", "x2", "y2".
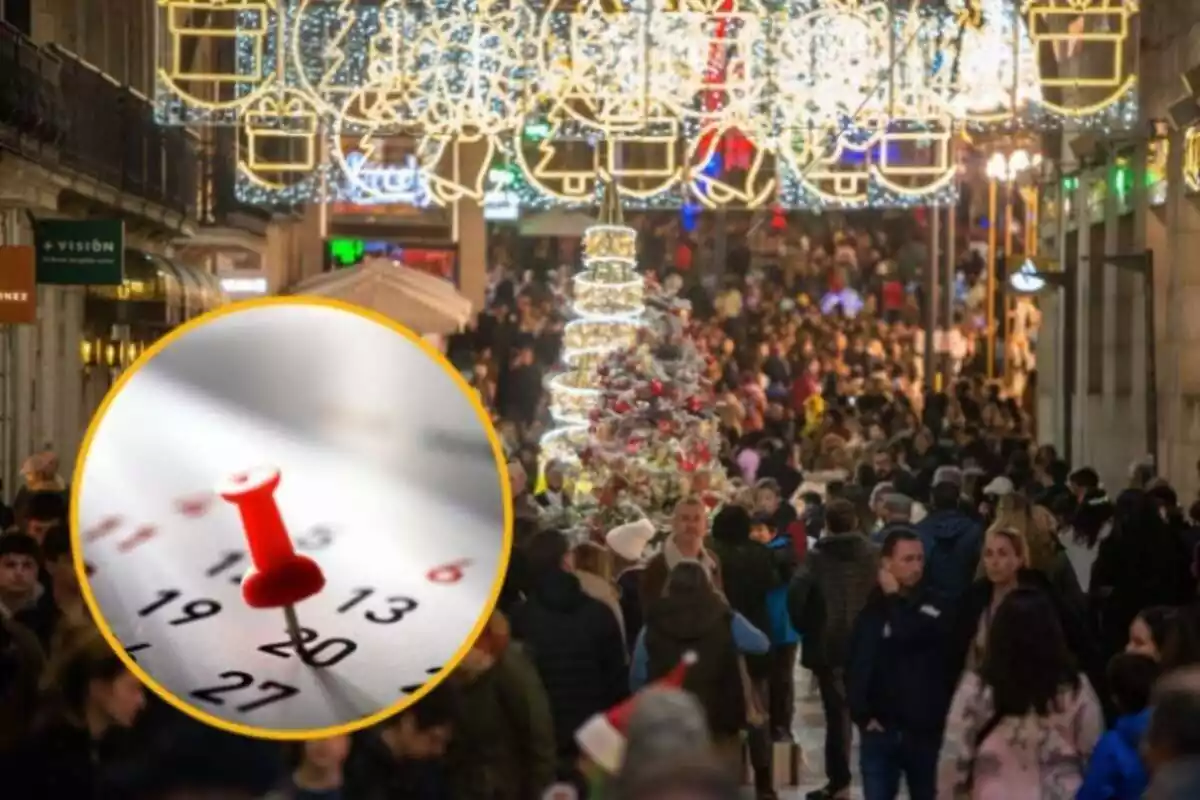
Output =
[{"x1": 985, "y1": 149, "x2": 1042, "y2": 380}]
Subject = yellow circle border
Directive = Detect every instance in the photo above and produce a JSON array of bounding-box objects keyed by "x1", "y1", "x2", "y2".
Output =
[{"x1": 70, "y1": 295, "x2": 514, "y2": 741}]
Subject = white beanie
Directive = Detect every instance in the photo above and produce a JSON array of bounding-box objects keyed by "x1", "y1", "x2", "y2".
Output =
[{"x1": 606, "y1": 518, "x2": 655, "y2": 562}]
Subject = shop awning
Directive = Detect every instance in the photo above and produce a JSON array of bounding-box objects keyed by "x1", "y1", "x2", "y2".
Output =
[
  {"x1": 86, "y1": 249, "x2": 184, "y2": 330},
  {"x1": 287, "y1": 258, "x2": 473, "y2": 335},
  {"x1": 85, "y1": 250, "x2": 228, "y2": 334},
  {"x1": 154, "y1": 255, "x2": 228, "y2": 318}
]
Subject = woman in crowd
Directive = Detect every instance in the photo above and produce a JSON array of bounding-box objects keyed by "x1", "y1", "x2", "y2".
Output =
[
  {"x1": 939, "y1": 588, "x2": 1104, "y2": 798},
  {"x1": 632, "y1": 561, "x2": 769, "y2": 775},
  {"x1": 10, "y1": 632, "x2": 146, "y2": 797},
  {"x1": 1058, "y1": 488, "x2": 1115, "y2": 594},
  {"x1": 985, "y1": 493, "x2": 1085, "y2": 616},
  {"x1": 950, "y1": 528, "x2": 1099, "y2": 690},
  {"x1": 572, "y1": 541, "x2": 628, "y2": 649},
  {"x1": 1092, "y1": 490, "x2": 1194, "y2": 659}
]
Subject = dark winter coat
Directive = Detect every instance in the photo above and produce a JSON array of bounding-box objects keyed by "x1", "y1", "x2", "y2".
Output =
[
  {"x1": 508, "y1": 570, "x2": 628, "y2": 760},
  {"x1": 446, "y1": 643, "x2": 557, "y2": 800},
  {"x1": 1091, "y1": 521, "x2": 1194, "y2": 659},
  {"x1": 344, "y1": 729, "x2": 450, "y2": 800},
  {"x1": 616, "y1": 567, "x2": 644, "y2": 653},
  {"x1": 915, "y1": 509, "x2": 983, "y2": 603},
  {"x1": 708, "y1": 530, "x2": 778, "y2": 678},
  {"x1": 786, "y1": 532, "x2": 880, "y2": 670},
  {"x1": 5, "y1": 722, "x2": 144, "y2": 800},
  {"x1": 846, "y1": 585, "x2": 953, "y2": 738},
  {"x1": 643, "y1": 590, "x2": 746, "y2": 737}
]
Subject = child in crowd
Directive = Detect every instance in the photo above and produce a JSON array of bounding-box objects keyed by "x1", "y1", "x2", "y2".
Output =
[{"x1": 1077, "y1": 652, "x2": 1161, "y2": 800}]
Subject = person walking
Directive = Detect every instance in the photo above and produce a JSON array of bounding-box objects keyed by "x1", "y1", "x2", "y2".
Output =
[
  {"x1": 938, "y1": 587, "x2": 1104, "y2": 799},
  {"x1": 847, "y1": 527, "x2": 951, "y2": 800},
  {"x1": 787, "y1": 499, "x2": 880, "y2": 800}
]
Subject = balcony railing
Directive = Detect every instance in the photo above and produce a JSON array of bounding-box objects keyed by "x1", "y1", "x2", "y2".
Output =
[
  {"x1": 0, "y1": 23, "x2": 198, "y2": 219},
  {"x1": 0, "y1": 21, "x2": 64, "y2": 152}
]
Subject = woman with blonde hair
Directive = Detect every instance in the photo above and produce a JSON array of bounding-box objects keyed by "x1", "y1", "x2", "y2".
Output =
[
  {"x1": 983, "y1": 493, "x2": 1086, "y2": 619},
  {"x1": 950, "y1": 528, "x2": 1103, "y2": 695},
  {"x1": 573, "y1": 541, "x2": 627, "y2": 651}
]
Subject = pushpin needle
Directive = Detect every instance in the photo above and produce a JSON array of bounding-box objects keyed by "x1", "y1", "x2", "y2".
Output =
[{"x1": 218, "y1": 466, "x2": 326, "y2": 665}]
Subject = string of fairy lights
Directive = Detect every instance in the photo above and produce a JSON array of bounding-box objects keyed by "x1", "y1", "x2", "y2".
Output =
[{"x1": 156, "y1": 0, "x2": 1141, "y2": 211}]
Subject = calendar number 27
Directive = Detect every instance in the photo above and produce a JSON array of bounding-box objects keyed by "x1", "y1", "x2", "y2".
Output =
[{"x1": 189, "y1": 671, "x2": 299, "y2": 713}]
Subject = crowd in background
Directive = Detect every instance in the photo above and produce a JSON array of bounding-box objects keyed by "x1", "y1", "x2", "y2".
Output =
[{"x1": 2, "y1": 211, "x2": 1200, "y2": 800}]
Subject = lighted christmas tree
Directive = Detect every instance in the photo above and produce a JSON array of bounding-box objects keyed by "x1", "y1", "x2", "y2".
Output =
[
  {"x1": 543, "y1": 292, "x2": 732, "y2": 538},
  {"x1": 542, "y1": 183, "x2": 645, "y2": 468}
]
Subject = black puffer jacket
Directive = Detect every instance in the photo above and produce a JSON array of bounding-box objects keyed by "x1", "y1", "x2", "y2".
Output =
[{"x1": 509, "y1": 570, "x2": 628, "y2": 760}]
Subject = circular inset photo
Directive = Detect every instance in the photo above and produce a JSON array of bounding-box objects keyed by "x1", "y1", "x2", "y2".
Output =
[{"x1": 73, "y1": 297, "x2": 511, "y2": 739}]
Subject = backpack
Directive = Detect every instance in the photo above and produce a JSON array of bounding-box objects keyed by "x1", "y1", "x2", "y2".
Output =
[{"x1": 923, "y1": 527, "x2": 977, "y2": 601}]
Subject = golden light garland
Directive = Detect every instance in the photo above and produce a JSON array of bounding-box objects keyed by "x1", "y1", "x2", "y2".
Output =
[{"x1": 154, "y1": 0, "x2": 1141, "y2": 208}]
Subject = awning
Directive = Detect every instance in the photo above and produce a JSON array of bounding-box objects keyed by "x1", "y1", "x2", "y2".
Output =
[
  {"x1": 156, "y1": 257, "x2": 228, "y2": 318},
  {"x1": 86, "y1": 249, "x2": 184, "y2": 331},
  {"x1": 84, "y1": 250, "x2": 229, "y2": 334},
  {"x1": 287, "y1": 258, "x2": 473, "y2": 335}
]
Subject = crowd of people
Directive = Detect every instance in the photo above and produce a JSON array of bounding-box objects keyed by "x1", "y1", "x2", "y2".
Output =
[{"x1": 0, "y1": 212, "x2": 1198, "y2": 800}]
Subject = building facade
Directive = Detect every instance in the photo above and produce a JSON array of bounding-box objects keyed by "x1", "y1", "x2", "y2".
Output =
[
  {"x1": 1037, "y1": 3, "x2": 1200, "y2": 494},
  {"x1": 0, "y1": 0, "x2": 309, "y2": 489}
]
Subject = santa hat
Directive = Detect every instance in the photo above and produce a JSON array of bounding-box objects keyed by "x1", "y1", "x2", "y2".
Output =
[
  {"x1": 574, "y1": 651, "x2": 698, "y2": 774},
  {"x1": 606, "y1": 518, "x2": 655, "y2": 562}
]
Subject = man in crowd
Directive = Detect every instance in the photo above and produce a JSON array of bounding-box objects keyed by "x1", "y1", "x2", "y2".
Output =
[
  {"x1": 788, "y1": 499, "x2": 880, "y2": 800},
  {"x1": 640, "y1": 495, "x2": 724, "y2": 608},
  {"x1": 847, "y1": 528, "x2": 950, "y2": 800},
  {"x1": 914, "y1": 469, "x2": 981, "y2": 604}
]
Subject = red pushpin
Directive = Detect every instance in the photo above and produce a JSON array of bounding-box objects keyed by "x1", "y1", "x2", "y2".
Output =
[{"x1": 218, "y1": 466, "x2": 325, "y2": 662}]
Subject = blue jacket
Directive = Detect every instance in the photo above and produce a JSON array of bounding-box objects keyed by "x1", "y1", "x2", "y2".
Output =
[
  {"x1": 846, "y1": 585, "x2": 953, "y2": 738},
  {"x1": 765, "y1": 537, "x2": 800, "y2": 645},
  {"x1": 1077, "y1": 708, "x2": 1151, "y2": 800},
  {"x1": 630, "y1": 611, "x2": 769, "y2": 691},
  {"x1": 915, "y1": 510, "x2": 983, "y2": 603}
]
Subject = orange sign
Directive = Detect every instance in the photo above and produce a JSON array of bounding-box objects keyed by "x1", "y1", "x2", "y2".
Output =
[{"x1": 0, "y1": 246, "x2": 37, "y2": 324}]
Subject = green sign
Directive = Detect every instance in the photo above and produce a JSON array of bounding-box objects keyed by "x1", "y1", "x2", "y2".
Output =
[
  {"x1": 328, "y1": 238, "x2": 366, "y2": 267},
  {"x1": 35, "y1": 219, "x2": 125, "y2": 285}
]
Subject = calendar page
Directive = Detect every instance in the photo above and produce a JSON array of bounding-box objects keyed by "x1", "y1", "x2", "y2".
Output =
[{"x1": 76, "y1": 301, "x2": 510, "y2": 737}]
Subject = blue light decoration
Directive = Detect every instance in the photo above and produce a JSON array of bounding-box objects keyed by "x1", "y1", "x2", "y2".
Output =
[
  {"x1": 820, "y1": 288, "x2": 865, "y2": 317},
  {"x1": 681, "y1": 202, "x2": 700, "y2": 232}
]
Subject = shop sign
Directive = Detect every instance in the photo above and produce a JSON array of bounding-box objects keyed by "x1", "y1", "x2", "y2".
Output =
[
  {"x1": 341, "y1": 152, "x2": 433, "y2": 208},
  {"x1": 34, "y1": 219, "x2": 125, "y2": 285},
  {"x1": 0, "y1": 246, "x2": 38, "y2": 324}
]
